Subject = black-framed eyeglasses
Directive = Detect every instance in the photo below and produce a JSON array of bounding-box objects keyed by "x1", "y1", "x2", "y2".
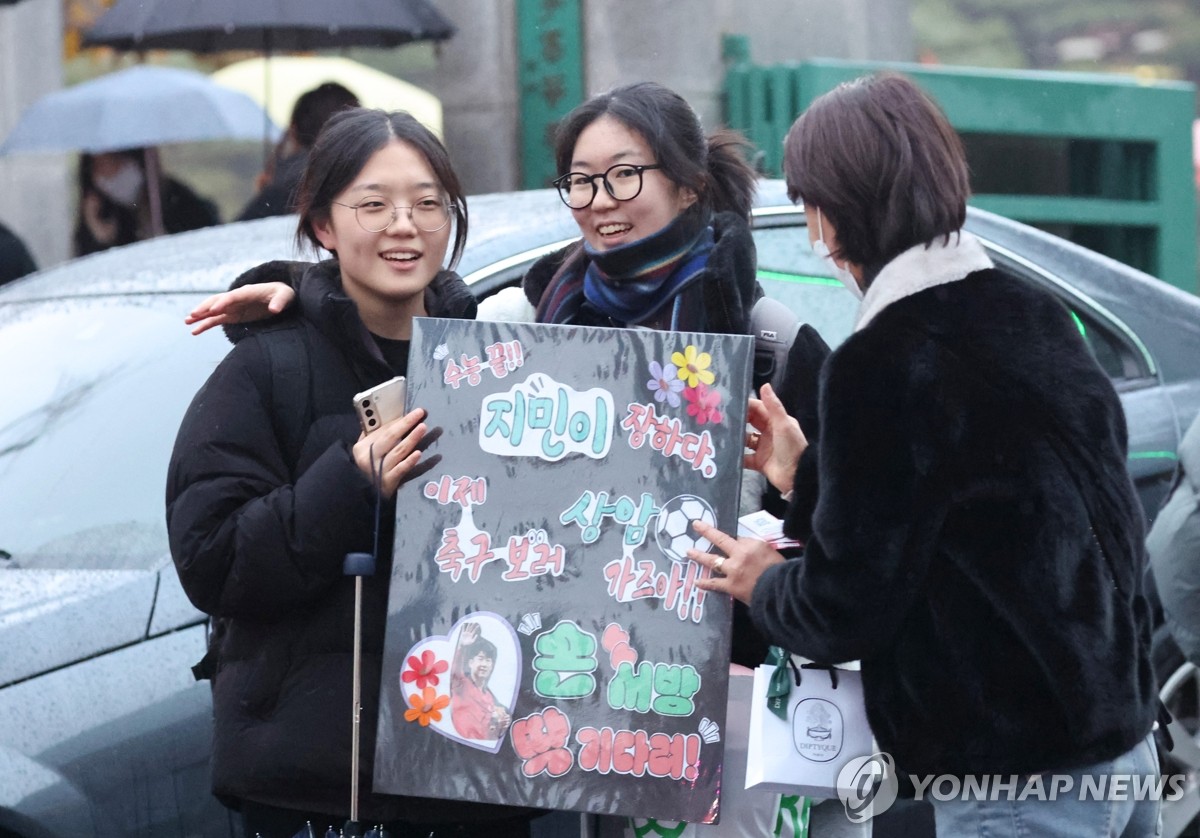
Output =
[
  {"x1": 552, "y1": 163, "x2": 662, "y2": 210},
  {"x1": 331, "y1": 195, "x2": 451, "y2": 233}
]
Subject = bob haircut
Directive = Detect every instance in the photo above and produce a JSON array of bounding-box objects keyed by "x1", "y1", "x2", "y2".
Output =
[
  {"x1": 554, "y1": 81, "x2": 757, "y2": 220},
  {"x1": 783, "y1": 73, "x2": 970, "y2": 276},
  {"x1": 294, "y1": 108, "x2": 468, "y2": 268}
]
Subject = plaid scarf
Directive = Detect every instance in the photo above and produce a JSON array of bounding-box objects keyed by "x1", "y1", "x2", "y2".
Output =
[{"x1": 536, "y1": 207, "x2": 714, "y2": 326}]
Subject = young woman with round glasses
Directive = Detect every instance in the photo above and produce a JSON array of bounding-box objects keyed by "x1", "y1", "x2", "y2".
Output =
[
  {"x1": 485, "y1": 82, "x2": 763, "y2": 333},
  {"x1": 166, "y1": 107, "x2": 538, "y2": 838}
]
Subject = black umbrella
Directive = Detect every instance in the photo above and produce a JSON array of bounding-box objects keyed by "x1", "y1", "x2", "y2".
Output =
[{"x1": 81, "y1": 0, "x2": 455, "y2": 53}]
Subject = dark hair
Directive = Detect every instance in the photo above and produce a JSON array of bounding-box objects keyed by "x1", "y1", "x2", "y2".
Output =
[
  {"x1": 291, "y1": 82, "x2": 360, "y2": 149},
  {"x1": 461, "y1": 636, "x2": 497, "y2": 674},
  {"x1": 73, "y1": 148, "x2": 147, "y2": 256},
  {"x1": 294, "y1": 108, "x2": 467, "y2": 268},
  {"x1": 554, "y1": 82, "x2": 757, "y2": 219},
  {"x1": 783, "y1": 73, "x2": 970, "y2": 276}
]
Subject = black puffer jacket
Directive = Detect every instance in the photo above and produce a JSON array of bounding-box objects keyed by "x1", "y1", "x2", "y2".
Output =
[{"x1": 166, "y1": 260, "x2": 529, "y2": 823}]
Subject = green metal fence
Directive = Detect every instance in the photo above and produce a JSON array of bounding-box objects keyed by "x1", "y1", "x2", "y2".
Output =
[
  {"x1": 516, "y1": 0, "x2": 584, "y2": 192},
  {"x1": 724, "y1": 55, "x2": 1198, "y2": 294}
]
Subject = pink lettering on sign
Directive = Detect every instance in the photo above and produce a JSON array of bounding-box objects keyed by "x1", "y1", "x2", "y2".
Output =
[
  {"x1": 576, "y1": 727, "x2": 701, "y2": 782},
  {"x1": 603, "y1": 556, "x2": 709, "y2": 623},
  {"x1": 621, "y1": 403, "x2": 717, "y2": 477},
  {"x1": 510, "y1": 707, "x2": 573, "y2": 777},
  {"x1": 485, "y1": 340, "x2": 525, "y2": 378},
  {"x1": 423, "y1": 475, "x2": 487, "y2": 508},
  {"x1": 434, "y1": 529, "x2": 499, "y2": 583},
  {"x1": 443, "y1": 353, "x2": 484, "y2": 389}
]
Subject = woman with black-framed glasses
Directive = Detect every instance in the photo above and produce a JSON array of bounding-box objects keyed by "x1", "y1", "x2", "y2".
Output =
[{"x1": 484, "y1": 82, "x2": 762, "y2": 335}]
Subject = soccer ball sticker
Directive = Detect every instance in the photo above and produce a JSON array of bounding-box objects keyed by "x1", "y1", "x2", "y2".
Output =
[{"x1": 654, "y1": 494, "x2": 717, "y2": 563}]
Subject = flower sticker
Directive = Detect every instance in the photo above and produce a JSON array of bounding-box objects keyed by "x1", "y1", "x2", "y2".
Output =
[
  {"x1": 646, "y1": 360, "x2": 685, "y2": 408},
  {"x1": 684, "y1": 383, "x2": 723, "y2": 425},
  {"x1": 402, "y1": 649, "x2": 448, "y2": 690},
  {"x1": 404, "y1": 686, "x2": 450, "y2": 727},
  {"x1": 671, "y1": 345, "x2": 715, "y2": 389}
]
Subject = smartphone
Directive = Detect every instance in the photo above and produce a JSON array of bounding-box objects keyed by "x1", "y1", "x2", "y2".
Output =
[{"x1": 353, "y1": 376, "x2": 407, "y2": 433}]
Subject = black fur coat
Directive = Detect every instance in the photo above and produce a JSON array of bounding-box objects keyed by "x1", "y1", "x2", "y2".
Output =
[{"x1": 751, "y1": 235, "x2": 1158, "y2": 777}]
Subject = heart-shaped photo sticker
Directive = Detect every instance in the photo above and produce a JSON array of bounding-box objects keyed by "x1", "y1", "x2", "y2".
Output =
[{"x1": 397, "y1": 611, "x2": 522, "y2": 753}]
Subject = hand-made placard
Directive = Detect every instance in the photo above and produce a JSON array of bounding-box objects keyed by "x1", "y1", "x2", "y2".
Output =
[{"x1": 373, "y1": 317, "x2": 753, "y2": 823}]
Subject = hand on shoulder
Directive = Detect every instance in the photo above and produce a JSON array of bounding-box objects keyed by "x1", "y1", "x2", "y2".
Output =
[{"x1": 186, "y1": 281, "x2": 296, "y2": 336}]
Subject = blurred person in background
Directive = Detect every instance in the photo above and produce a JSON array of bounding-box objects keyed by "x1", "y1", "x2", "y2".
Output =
[
  {"x1": 73, "y1": 148, "x2": 220, "y2": 257},
  {"x1": 0, "y1": 220, "x2": 36, "y2": 284},
  {"x1": 236, "y1": 82, "x2": 360, "y2": 221}
]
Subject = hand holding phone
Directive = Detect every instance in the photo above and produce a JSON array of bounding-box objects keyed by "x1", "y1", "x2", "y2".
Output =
[{"x1": 353, "y1": 376, "x2": 407, "y2": 434}]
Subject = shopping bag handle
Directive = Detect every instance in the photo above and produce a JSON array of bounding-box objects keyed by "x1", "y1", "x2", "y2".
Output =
[{"x1": 764, "y1": 646, "x2": 842, "y2": 720}]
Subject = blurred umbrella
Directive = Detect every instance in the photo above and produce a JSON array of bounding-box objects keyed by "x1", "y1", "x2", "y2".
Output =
[
  {"x1": 212, "y1": 55, "x2": 444, "y2": 138},
  {"x1": 0, "y1": 64, "x2": 280, "y2": 155},
  {"x1": 81, "y1": 0, "x2": 455, "y2": 53},
  {"x1": 0, "y1": 65, "x2": 281, "y2": 237}
]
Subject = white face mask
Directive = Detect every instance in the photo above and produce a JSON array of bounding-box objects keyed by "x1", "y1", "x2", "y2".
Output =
[
  {"x1": 812, "y1": 208, "x2": 863, "y2": 300},
  {"x1": 93, "y1": 162, "x2": 145, "y2": 208}
]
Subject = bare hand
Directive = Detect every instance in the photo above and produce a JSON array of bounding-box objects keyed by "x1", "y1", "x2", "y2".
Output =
[
  {"x1": 81, "y1": 191, "x2": 118, "y2": 245},
  {"x1": 185, "y1": 281, "x2": 296, "y2": 336},
  {"x1": 688, "y1": 519, "x2": 785, "y2": 605},
  {"x1": 744, "y1": 382, "x2": 807, "y2": 495},
  {"x1": 460, "y1": 622, "x2": 480, "y2": 644},
  {"x1": 352, "y1": 408, "x2": 428, "y2": 499}
]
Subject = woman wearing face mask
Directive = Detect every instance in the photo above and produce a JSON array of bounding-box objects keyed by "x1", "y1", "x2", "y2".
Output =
[
  {"x1": 166, "y1": 109, "x2": 538, "y2": 838},
  {"x1": 73, "y1": 148, "x2": 219, "y2": 257},
  {"x1": 688, "y1": 74, "x2": 1161, "y2": 838}
]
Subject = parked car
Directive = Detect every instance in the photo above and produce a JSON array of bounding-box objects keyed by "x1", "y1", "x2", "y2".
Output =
[{"x1": 2, "y1": 183, "x2": 1199, "y2": 837}]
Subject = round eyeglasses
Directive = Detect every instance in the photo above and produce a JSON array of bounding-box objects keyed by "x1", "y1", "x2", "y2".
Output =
[
  {"x1": 332, "y1": 195, "x2": 451, "y2": 233},
  {"x1": 552, "y1": 163, "x2": 662, "y2": 210}
]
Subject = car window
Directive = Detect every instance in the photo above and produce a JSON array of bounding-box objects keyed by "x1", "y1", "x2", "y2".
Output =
[
  {"x1": 0, "y1": 295, "x2": 229, "y2": 571},
  {"x1": 751, "y1": 215, "x2": 1150, "y2": 385},
  {"x1": 1066, "y1": 308, "x2": 1130, "y2": 380}
]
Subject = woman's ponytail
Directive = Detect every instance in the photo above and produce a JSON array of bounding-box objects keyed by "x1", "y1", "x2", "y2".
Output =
[{"x1": 704, "y1": 128, "x2": 758, "y2": 219}]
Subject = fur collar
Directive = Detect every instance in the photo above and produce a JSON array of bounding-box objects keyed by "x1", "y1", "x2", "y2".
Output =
[{"x1": 855, "y1": 232, "x2": 993, "y2": 332}]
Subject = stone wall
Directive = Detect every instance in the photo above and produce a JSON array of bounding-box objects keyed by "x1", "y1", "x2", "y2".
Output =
[{"x1": 0, "y1": 0, "x2": 69, "y2": 271}]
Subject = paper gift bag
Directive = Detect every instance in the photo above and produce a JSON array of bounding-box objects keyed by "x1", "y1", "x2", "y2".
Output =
[{"x1": 746, "y1": 656, "x2": 874, "y2": 799}]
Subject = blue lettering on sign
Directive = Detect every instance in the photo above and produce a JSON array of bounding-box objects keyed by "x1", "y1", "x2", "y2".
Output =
[{"x1": 480, "y1": 373, "x2": 614, "y2": 461}]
